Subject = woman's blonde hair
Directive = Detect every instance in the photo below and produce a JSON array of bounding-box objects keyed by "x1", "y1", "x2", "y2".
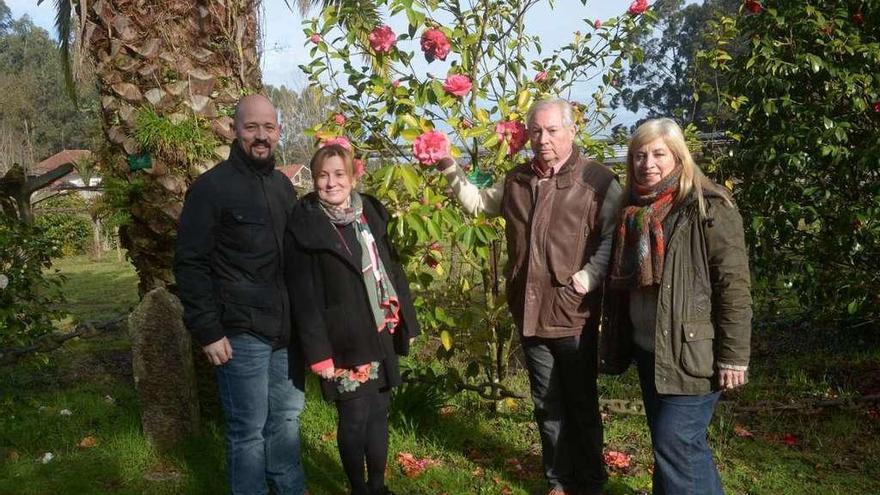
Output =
[
  {"x1": 626, "y1": 118, "x2": 731, "y2": 217},
  {"x1": 309, "y1": 144, "x2": 355, "y2": 181}
]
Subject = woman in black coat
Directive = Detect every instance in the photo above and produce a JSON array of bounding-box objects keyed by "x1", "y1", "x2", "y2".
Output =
[{"x1": 285, "y1": 144, "x2": 419, "y2": 495}]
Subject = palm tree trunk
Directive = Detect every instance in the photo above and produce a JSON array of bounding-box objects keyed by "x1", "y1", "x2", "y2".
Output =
[{"x1": 75, "y1": 0, "x2": 263, "y2": 451}]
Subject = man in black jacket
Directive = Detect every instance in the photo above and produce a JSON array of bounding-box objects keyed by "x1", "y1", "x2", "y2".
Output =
[{"x1": 174, "y1": 95, "x2": 305, "y2": 495}]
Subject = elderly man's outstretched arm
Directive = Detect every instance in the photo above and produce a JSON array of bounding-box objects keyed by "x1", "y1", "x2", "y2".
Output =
[{"x1": 436, "y1": 157, "x2": 504, "y2": 217}]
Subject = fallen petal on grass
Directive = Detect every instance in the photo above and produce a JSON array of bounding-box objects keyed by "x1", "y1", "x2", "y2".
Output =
[
  {"x1": 734, "y1": 425, "x2": 754, "y2": 438},
  {"x1": 396, "y1": 452, "x2": 440, "y2": 478},
  {"x1": 603, "y1": 450, "x2": 632, "y2": 470},
  {"x1": 78, "y1": 436, "x2": 99, "y2": 448}
]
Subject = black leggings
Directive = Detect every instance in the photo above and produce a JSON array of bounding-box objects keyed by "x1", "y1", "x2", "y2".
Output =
[{"x1": 335, "y1": 390, "x2": 391, "y2": 495}]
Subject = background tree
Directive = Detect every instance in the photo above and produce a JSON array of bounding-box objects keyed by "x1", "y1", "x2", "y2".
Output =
[
  {"x1": 709, "y1": 0, "x2": 879, "y2": 326},
  {"x1": 266, "y1": 83, "x2": 335, "y2": 165},
  {"x1": 613, "y1": 0, "x2": 740, "y2": 130},
  {"x1": 0, "y1": 3, "x2": 101, "y2": 171}
]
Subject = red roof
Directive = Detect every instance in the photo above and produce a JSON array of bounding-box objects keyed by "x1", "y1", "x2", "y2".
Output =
[
  {"x1": 30, "y1": 149, "x2": 91, "y2": 177},
  {"x1": 277, "y1": 164, "x2": 306, "y2": 179}
]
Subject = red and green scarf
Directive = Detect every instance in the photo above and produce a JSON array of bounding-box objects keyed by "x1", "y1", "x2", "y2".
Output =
[{"x1": 609, "y1": 167, "x2": 682, "y2": 289}]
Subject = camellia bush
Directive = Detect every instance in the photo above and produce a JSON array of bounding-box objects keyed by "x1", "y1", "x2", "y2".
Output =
[
  {"x1": 300, "y1": 0, "x2": 654, "y2": 400},
  {"x1": 0, "y1": 213, "x2": 64, "y2": 353},
  {"x1": 703, "y1": 0, "x2": 879, "y2": 326}
]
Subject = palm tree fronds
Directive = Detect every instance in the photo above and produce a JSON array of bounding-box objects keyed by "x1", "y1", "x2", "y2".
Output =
[{"x1": 38, "y1": 0, "x2": 78, "y2": 104}]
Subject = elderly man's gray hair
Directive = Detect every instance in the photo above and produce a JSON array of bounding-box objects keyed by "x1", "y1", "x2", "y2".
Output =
[{"x1": 526, "y1": 98, "x2": 576, "y2": 127}]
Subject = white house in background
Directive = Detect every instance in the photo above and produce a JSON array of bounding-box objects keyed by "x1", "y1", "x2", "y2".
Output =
[
  {"x1": 29, "y1": 149, "x2": 100, "y2": 203},
  {"x1": 277, "y1": 164, "x2": 313, "y2": 191}
]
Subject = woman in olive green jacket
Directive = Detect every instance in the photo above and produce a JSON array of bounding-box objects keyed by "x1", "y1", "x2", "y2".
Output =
[{"x1": 601, "y1": 118, "x2": 752, "y2": 495}]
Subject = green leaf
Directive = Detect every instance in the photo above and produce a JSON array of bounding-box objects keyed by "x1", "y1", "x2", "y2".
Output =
[
  {"x1": 440, "y1": 330, "x2": 453, "y2": 351},
  {"x1": 400, "y1": 128, "x2": 421, "y2": 142}
]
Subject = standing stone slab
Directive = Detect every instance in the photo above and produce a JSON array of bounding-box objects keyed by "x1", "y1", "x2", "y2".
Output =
[{"x1": 129, "y1": 287, "x2": 199, "y2": 451}]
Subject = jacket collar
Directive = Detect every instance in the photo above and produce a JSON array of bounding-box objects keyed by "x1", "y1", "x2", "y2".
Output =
[
  {"x1": 512, "y1": 147, "x2": 581, "y2": 189},
  {"x1": 290, "y1": 192, "x2": 387, "y2": 272}
]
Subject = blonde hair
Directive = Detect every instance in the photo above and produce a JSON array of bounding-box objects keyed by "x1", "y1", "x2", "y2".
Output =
[
  {"x1": 309, "y1": 144, "x2": 355, "y2": 180},
  {"x1": 626, "y1": 118, "x2": 731, "y2": 217}
]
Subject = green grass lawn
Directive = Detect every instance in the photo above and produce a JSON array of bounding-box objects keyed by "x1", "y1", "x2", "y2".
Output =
[{"x1": 0, "y1": 255, "x2": 878, "y2": 494}]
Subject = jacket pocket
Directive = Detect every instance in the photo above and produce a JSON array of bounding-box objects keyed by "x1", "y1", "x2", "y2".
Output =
[
  {"x1": 219, "y1": 283, "x2": 276, "y2": 333},
  {"x1": 548, "y1": 284, "x2": 587, "y2": 329},
  {"x1": 222, "y1": 207, "x2": 267, "y2": 251},
  {"x1": 680, "y1": 321, "x2": 715, "y2": 378}
]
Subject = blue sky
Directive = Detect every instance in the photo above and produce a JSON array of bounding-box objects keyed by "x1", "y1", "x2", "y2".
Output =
[{"x1": 6, "y1": 0, "x2": 697, "y2": 128}]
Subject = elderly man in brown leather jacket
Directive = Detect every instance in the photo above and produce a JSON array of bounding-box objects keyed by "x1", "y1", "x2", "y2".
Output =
[{"x1": 435, "y1": 98, "x2": 622, "y2": 495}]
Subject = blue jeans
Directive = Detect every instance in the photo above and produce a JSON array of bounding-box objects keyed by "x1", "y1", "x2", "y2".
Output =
[
  {"x1": 216, "y1": 333, "x2": 306, "y2": 495},
  {"x1": 522, "y1": 334, "x2": 606, "y2": 494},
  {"x1": 635, "y1": 348, "x2": 723, "y2": 495}
]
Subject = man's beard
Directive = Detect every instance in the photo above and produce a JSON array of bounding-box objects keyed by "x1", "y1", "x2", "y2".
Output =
[{"x1": 246, "y1": 140, "x2": 275, "y2": 166}]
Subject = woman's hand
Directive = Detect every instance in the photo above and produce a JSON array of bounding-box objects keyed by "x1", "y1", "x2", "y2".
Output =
[
  {"x1": 317, "y1": 366, "x2": 336, "y2": 380},
  {"x1": 719, "y1": 369, "x2": 746, "y2": 390}
]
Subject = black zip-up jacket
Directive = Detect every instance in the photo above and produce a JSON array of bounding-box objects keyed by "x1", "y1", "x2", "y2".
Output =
[{"x1": 174, "y1": 140, "x2": 296, "y2": 348}]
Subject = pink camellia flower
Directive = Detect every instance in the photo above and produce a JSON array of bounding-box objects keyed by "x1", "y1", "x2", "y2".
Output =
[
  {"x1": 412, "y1": 130, "x2": 449, "y2": 166},
  {"x1": 873, "y1": 101, "x2": 880, "y2": 113},
  {"x1": 350, "y1": 363, "x2": 372, "y2": 383},
  {"x1": 627, "y1": 0, "x2": 649, "y2": 16},
  {"x1": 368, "y1": 25, "x2": 396, "y2": 54},
  {"x1": 421, "y1": 28, "x2": 451, "y2": 62},
  {"x1": 534, "y1": 71, "x2": 548, "y2": 82},
  {"x1": 309, "y1": 33, "x2": 322, "y2": 44},
  {"x1": 744, "y1": 0, "x2": 762, "y2": 14},
  {"x1": 495, "y1": 120, "x2": 527, "y2": 156},
  {"x1": 603, "y1": 450, "x2": 631, "y2": 470},
  {"x1": 353, "y1": 158, "x2": 365, "y2": 178},
  {"x1": 320, "y1": 136, "x2": 352, "y2": 150},
  {"x1": 392, "y1": 79, "x2": 401, "y2": 88},
  {"x1": 443, "y1": 74, "x2": 472, "y2": 97},
  {"x1": 333, "y1": 113, "x2": 346, "y2": 126},
  {"x1": 594, "y1": 19, "x2": 603, "y2": 29}
]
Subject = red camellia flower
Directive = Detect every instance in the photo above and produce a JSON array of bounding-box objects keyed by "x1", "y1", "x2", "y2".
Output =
[
  {"x1": 745, "y1": 0, "x2": 762, "y2": 14},
  {"x1": 603, "y1": 451, "x2": 631, "y2": 470},
  {"x1": 443, "y1": 74, "x2": 472, "y2": 97},
  {"x1": 412, "y1": 131, "x2": 449, "y2": 166},
  {"x1": 368, "y1": 25, "x2": 396, "y2": 54},
  {"x1": 534, "y1": 71, "x2": 548, "y2": 82},
  {"x1": 873, "y1": 101, "x2": 880, "y2": 113},
  {"x1": 627, "y1": 0, "x2": 649, "y2": 16},
  {"x1": 853, "y1": 12, "x2": 865, "y2": 25},
  {"x1": 333, "y1": 113, "x2": 346, "y2": 126},
  {"x1": 320, "y1": 136, "x2": 352, "y2": 150},
  {"x1": 495, "y1": 120, "x2": 527, "y2": 156},
  {"x1": 425, "y1": 254, "x2": 439, "y2": 269},
  {"x1": 309, "y1": 33, "x2": 322, "y2": 45},
  {"x1": 781, "y1": 433, "x2": 798, "y2": 447},
  {"x1": 420, "y1": 28, "x2": 451, "y2": 62},
  {"x1": 594, "y1": 19, "x2": 603, "y2": 29}
]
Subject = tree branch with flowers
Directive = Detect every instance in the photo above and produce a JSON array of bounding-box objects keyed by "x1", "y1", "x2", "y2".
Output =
[{"x1": 299, "y1": 0, "x2": 654, "y2": 403}]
